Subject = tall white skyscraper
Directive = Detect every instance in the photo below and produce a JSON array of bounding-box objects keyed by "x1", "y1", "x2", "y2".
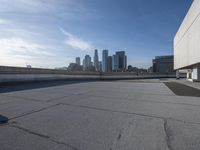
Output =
[{"x1": 102, "y1": 50, "x2": 108, "y2": 72}]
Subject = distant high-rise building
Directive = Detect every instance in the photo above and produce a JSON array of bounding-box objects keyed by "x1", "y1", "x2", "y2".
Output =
[
  {"x1": 82, "y1": 59, "x2": 85, "y2": 70},
  {"x1": 76, "y1": 57, "x2": 81, "y2": 65},
  {"x1": 83, "y1": 55, "x2": 92, "y2": 71},
  {"x1": 99, "y1": 61, "x2": 102, "y2": 72},
  {"x1": 68, "y1": 63, "x2": 83, "y2": 71},
  {"x1": 107, "y1": 56, "x2": 112, "y2": 72},
  {"x1": 102, "y1": 50, "x2": 108, "y2": 72},
  {"x1": 116, "y1": 51, "x2": 127, "y2": 72},
  {"x1": 125, "y1": 55, "x2": 127, "y2": 71},
  {"x1": 112, "y1": 54, "x2": 119, "y2": 72},
  {"x1": 153, "y1": 55, "x2": 174, "y2": 74},
  {"x1": 94, "y1": 49, "x2": 99, "y2": 71}
]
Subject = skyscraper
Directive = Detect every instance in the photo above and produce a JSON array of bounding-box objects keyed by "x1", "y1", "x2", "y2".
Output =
[
  {"x1": 153, "y1": 55, "x2": 174, "y2": 74},
  {"x1": 102, "y1": 50, "x2": 108, "y2": 72},
  {"x1": 75, "y1": 57, "x2": 80, "y2": 65},
  {"x1": 94, "y1": 49, "x2": 99, "y2": 71},
  {"x1": 83, "y1": 55, "x2": 92, "y2": 71},
  {"x1": 107, "y1": 56, "x2": 112, "y2": 72},
  {"x1": 124, "y1": 55, "x2": 127, "y2": 71},
  {"x1": 112, "y1": 54, "x2": 119, "y2": 72},
  {"x1": 82, "y1": 59, "x2": 85, "y2": 71},
  {"x1": 116, "y1": 51, "x2": 127, "y2": 72},
  {"x1": 99, "y1": 61, "x2": 102, "y2": 72}
]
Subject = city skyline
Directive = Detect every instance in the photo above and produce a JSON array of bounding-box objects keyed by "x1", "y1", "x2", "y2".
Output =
[
  {"x1": 0, "y1": 0, "x2": 193, "y2": 69},
  {"x1": 71, "y1": 49, "x2": 127, "y2": 72}
]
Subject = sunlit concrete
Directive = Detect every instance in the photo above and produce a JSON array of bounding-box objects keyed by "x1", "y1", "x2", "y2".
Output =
[{"x1": 0, "y1": 80, "x2": 200, "y2": 150}]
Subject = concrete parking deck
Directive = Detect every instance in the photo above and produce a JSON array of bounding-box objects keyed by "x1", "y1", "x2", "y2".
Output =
[{"x1": 0, "y1": 80, "x2": 200, "y2": 150}]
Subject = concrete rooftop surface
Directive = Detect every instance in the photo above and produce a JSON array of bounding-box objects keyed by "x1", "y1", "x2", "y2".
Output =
[{"x1": 0, "y1": 79, "x2": 200, "y2": 150}]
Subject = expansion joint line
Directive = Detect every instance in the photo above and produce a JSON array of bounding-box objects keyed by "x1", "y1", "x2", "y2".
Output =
[
  {"x1": 9, "y1": 124, "x2": 80, "y2": 150},
  {"x1": 60, "y1": 103, "x2": 200, "y2": 125},
  {"x1": 9, "y1": 103, "x2": 62, "y2": 121},
  {"x1": 163, "y1": 119, "x2": 172, "y2": 150}
]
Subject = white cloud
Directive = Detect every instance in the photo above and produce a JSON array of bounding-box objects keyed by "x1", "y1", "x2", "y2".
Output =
[
  {"x1": 0, "y1": 37, "x2": 53, "y2": 56},
  {"x1": 0, "y1": 0, "x2": 76, "y2": 14},
  {"x1": 0, "y1": 19, "x2": 10, "y2": 25},
  {"x1": 61, "y1": 28, "x2": 93, "y2": 51},
  {"x1": 0, "y1": 37, "x2": 55, "y2": 67}
]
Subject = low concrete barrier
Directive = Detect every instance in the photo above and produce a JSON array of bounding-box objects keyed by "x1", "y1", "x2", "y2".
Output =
[{"x1": 0, "y1": 66, "x2": 179, "y2": 84}]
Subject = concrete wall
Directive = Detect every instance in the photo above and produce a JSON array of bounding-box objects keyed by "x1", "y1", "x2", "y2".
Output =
[
  {"x1": 174, "y1": 0, "x2": 200, "y2": 70},
  {"x1": 0, "y1": 66, "x2": 99, "y2": 75},
  {"x1": 192, "y1": 65, "x2": 200, "y2": 81},
  {"x1": 0, "y1": 74, "x2": 178, "y2": 84},
  {"x1": 0, "y1": 74, "x2": 101, "y2": 83},
  {"x1": 0, "y1": 66, "x2": 178, "y2": 84}
]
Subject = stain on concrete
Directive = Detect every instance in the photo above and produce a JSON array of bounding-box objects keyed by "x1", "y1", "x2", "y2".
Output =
[{"x1": 164, "y1": 82, "x2": 200, "y2": 97}]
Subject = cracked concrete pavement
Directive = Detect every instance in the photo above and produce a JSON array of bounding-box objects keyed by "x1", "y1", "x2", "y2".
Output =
[{"x1": 0, "y1": 80, "x2": 200, "y2": 150}]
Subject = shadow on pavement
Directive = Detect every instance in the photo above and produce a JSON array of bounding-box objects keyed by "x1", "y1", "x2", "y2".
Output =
[
  {"x1": 164, "y1": 82, "x2": 200, "y2": 97},
  {"x1": 0, "y1": 115, "x2": 8, "y2": 124},
  {"x1": 0, "y1": 80, "x2": 96, "y2": 94}
]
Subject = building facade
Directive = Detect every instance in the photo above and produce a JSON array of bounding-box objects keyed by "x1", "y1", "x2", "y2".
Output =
[
  {"x1": 68, "y1": 63, "x2": 83, "y2": 71},
  {"x1": 75, "y1": 57, "x2": 81, "y2": 65},
  {"x1": 102, "y1": 50, "x2": 108, "y2": 72},
  {"x1": 153, "y1": 55, "x2": 174, "y2": 74},
  {"x1": 174, "y1": 0, "x2": 200, "y2": 81},
  {"x1": 107, "y1": 56, "x2": 112, "y2": 72},
  {"x1": 93, "y1": 49, "x2": 99, "y2": 71},
  {"x1": 116, "y1": 51, "x2": 127, "y2": 72},
  {"x1": 99, "y1": 61, "x2": 102, "y2": 72},
  {"x1": 83, "y1": 55, "x2": 92, "y2": 71},
  {"x1": 112, "y1": 54, "x2": 119, "y2": 72}
]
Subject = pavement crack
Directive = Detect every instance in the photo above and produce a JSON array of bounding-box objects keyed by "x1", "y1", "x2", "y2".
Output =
[
  {"x1": 79, "y1": 93, "x2": 200, "y2": 108},
  {"x1": 110, "y1": 117, "x2": 135, "y2": 150},
  {"x1": 10, "y1": 124, "x2": 50, "y2": 139},
  {"x1": 60, "y1": 103, "x2": 200, "y2": 126},
  {"x1": 9, "y1": 103, "x2": 61, "y2": 120},
  {"x1": 163, "y1": 119, "x2": 173, "y2": 150},
  {"x1": 60, "y1": 103, "x2": 164, "y2": 119},
  {"x1": 117, "y1": 133, "x2": 122, "y2": 140},
  {"x1": 9, "y1": 124, "x2": 80, "y2": 150},
  {"x1": 50, "y1": 139, "x2": 80, "y2": 150}
]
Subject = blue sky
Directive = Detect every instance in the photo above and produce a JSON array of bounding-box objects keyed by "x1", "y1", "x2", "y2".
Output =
[{"x1": 0, "y1": 0, "x2": 193, "y2": 68}]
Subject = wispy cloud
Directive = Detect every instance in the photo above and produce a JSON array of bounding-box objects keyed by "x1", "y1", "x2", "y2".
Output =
[
  {"x1": 61, "y1": 28, "x2": 93, "y2": 51},
  {"x1": 0, "y1": 0, "x2": 81, "y2": 14},
  {"x1": 0, "y1": 37, "x2": 53, "y2": 56},
  {"x1": 0, "y1": 0, "x2": 55, "y2": 13},
  {"x1": 0, "y1": 0, "x2": 99, "y2": 67},
  {"x1": 0, "y1": 37, "x2": 55, "y2": 67},
  {"x1": 0, "y1": 0, "x2": 101, "y2": 21},
  {"x1": 0, "y1": 19, "x2": 10, "y2": 25}
]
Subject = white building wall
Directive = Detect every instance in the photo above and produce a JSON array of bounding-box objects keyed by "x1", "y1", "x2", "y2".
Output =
[
  {"x1": 192, "y1": 66, "x2": 200, "y2": 81},
  {"x1": 174, "y1": 0, "x2": 200, "y2": 70}
]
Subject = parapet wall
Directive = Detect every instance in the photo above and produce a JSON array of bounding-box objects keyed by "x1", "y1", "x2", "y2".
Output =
[
  {"x1": 0, "y1": 66, "x2": 99, "y2": 75},
  {"x1": 0, "y1": 66, "x2": 177, "y2": 84}
]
